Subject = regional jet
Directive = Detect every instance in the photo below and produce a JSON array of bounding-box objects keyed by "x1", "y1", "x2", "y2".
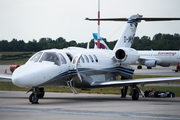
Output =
[{"x1": 1, "y1": 14, "x2": 180, "y2": 104}]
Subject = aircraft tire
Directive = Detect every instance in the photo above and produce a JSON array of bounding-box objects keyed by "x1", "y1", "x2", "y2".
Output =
[
  {"x1": 147, "y1": 67, "x2": 152, "y2": 69},
  {"x1": 137, "y1": 65, "x2": 142, "y2": 69},
  {"x1": 132, "y1": 89, "x2": 139, "y2": 100},
  {"x1": 29, "y1": 93, "x2": 39, "y2": 104}
]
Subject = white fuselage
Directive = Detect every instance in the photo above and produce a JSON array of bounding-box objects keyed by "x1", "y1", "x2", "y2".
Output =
[
  {"x1": 138, "y1": 51, "x2": 180, "y2": 64},
  {"x1": 12, "y1": 48, "x2": 138, "y2": 88}
]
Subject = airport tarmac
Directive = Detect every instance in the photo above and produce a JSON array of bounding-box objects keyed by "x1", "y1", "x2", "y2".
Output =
[
  {"x1": 134, "y1": 65, "x2": 180, "y2": 76},
  {"x1": 0, "y1": 91, "x2": 180, "y2": 120},
  {"x1": 0, "y1": 65, "x2": 11, "y2": 74}
]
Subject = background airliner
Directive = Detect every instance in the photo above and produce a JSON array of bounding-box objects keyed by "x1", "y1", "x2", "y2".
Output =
[
  {"x1": 93, "y1": 33, "x2": 180, "y2": 70},
  {"x1": 1, "y1": 14, "x2": 180, "y2": 104},
  {"x1": 137, "y1": 50, "x2": 180, "y2": 69}
]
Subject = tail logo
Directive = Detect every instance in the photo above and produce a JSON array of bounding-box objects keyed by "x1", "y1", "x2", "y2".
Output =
[{"x1": 124, "y1": 36, "x2": 134, "y2": 43}]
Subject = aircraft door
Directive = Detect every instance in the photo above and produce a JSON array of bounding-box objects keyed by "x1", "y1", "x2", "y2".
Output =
[{"x1": 71, "y1": 53, "x2": 82, "y2": 82}]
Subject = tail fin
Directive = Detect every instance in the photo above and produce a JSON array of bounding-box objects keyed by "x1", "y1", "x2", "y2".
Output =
[
  {"x1": 86, "y1": 14, "x2": 180, "y2": 51},
  {"x1": 113, "y1": 15, "x2": 140, "y2": 50},
  {"x1": 93, "y1": 33, "x2": 111, "y2": 50}
]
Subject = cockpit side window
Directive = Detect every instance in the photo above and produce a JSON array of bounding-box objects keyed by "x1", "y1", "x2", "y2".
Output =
[
  {"x1": 59, "y1": 53, "x2": 67, "y2": 64},
  {"x1": 30, "y1": 52, "x2": 43, "y2": 62},
  {"x1": 39, "y1": 52, "x2": 60, "y2": 66}
]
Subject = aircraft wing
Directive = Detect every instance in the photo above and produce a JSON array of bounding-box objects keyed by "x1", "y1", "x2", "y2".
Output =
[
  {"x1": 0, "y1": 74, "x2": 12, "y2": 81},
  {"x1": 138, "y1": 58, "x2": 152, "y2": 64},
  {"x1": 91, "y1": 77, "x2": 180, "y2": 88}
]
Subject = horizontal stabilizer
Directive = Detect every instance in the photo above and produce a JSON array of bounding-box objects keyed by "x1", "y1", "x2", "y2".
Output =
[
  {"x1": 85, "y1": 18, "x2": 128, "y2": 21},
  {"x1": 137, "y1": 18, "x2": 180, "y2": 21},
  {"x1": 86, "y1": 17, "x2": 180, "y2": 22}
]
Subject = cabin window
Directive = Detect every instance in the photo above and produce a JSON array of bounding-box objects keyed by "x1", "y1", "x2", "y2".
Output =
[
  {"x1": 30, "y1": 52, "x2": 43, "y2": 62},
  {"x1": 93, "y1": 55, "x2": 98, "y2": 62},
  {"x1": 89, "y1": 55, "x2": 94, "y2": 62},
  {"x1": 59, "y1": 53, "x2": 67, "y2": 64},
  {"x1": 84, "y1": 55, "x2": 89, "y2": 63},
  {"x1": 81, "y1": 56, "x2": 85, "y2": 63},
  {"x1": 39, "y1": 52, "x2": 60, "y2": 66}
]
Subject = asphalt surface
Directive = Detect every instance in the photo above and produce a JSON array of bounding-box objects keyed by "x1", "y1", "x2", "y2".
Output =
[
  {"x1": 0, "y1": 65, "x2": 11, "y2": 74},
  {"x1": 134, "y1": 65, "x2": 180, "y2": 76},
  {"x1": 1, "y1": 91, "x2": 180, "y2": 120}
]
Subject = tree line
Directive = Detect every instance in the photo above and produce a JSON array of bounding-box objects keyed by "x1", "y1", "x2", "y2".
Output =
[{"x1": 0, "y1": 33, "x2": 180, "y2": 52}]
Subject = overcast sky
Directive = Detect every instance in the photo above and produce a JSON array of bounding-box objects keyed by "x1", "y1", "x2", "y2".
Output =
[{"x1": 0, "y1": 0, "x2": 180, "y2": 43}]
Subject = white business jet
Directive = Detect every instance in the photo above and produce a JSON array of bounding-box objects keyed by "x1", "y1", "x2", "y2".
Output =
[
  {"x1": 93, "y1": 33, "x2": 180, "y2": 70},
  {"x1": 1, "y1": 14, "x2": 180, "y2": 104}
]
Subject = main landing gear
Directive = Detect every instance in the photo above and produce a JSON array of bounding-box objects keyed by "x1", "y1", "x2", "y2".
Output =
[
  {"x1": 28, "y1": 87, "x2": 45, "y2": 104},
  {"x1": 130, "y1": 85, "x2": 145, "y2": 100},
  {"x1": 172, "y1": 63, "x2": 180, "y2": 73},
  {"x1": 137, "y1": 65, "x2": 142, "y2": 69}
]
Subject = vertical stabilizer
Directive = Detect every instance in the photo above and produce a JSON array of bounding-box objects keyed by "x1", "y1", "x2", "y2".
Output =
[
  {"x1": 113, "y1": 15, "x2": 142, "y2": 51},
  {"x1": 93, "y1": 33, "x2": 111, "y2": 50}
]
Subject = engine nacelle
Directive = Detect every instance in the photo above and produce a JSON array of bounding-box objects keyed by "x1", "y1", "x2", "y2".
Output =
[
  {"x1": 145, "y1": 60, "x2": 157, "y2": 67},
  {"x1": 114, "y1": 47, "x2": 139, "y2": 64},
  {"x1": 158, "y1": 63, "x2": 171, "y2": 67}
]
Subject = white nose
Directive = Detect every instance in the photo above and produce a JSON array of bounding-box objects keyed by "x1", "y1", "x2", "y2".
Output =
[
  {"x1": 12, "y1": 65, "x2": 35, "y2": 87},
  {"x1": 12, "y1": 74, "x2": 19, "y2": 86}
]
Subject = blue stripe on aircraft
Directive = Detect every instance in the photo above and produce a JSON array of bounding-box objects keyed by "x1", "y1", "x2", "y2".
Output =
[{"x1": 39, "y1": 66, "x2": 134, "y2": 86}]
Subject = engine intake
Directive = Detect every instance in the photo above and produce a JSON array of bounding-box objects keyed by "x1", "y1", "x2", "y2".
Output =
[
  {"x1": 115, "y1": 49, "x2": 126, "y2": 62},
  {"x1": 114, "y1": 47, "x2": 139, "y2": 64}
]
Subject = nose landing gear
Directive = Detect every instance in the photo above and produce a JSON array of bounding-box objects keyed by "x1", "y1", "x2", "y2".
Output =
[
  {"x1": 29, "y1": 93, "x2": 39, "y2": 104},
  {"x1": 28, "y1": 87, "x2": 45, "y2": 104}
]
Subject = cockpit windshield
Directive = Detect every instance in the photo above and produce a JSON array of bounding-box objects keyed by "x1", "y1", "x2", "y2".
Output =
[
  {"x1": 29, "y1": 52, "x2": 43, "y2": 62},
  {"x1": 39, "y1": 52, "x2": 60, "y2": 65}
]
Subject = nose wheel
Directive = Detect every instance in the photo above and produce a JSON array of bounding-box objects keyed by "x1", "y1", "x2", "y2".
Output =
[
  {"x1": 28, "y1": 87, "x2": 45, "y2": 104},
  {"x1": 29, "y1": 93, "x2": 39, "y2": 104}
]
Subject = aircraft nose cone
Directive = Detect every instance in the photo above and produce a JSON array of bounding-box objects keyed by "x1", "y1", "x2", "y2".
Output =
[
  {"x1": 12, "y1": 65, "x2": 35, "y2": 87},
  {"x1": 12, "y1": 74, "x2": 19, "y2": 86}
]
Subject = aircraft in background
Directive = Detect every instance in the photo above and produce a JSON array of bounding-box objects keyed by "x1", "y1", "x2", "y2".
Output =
[
  {"x1": 1, "y1": 14, "x2": 180, "y2": 104},
  {"x1": 137, "y1": 50, "x2": 180, "y2": 70},
  {"x1": 93, "y1": 33, "x2": 180, "y2": 71}
]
